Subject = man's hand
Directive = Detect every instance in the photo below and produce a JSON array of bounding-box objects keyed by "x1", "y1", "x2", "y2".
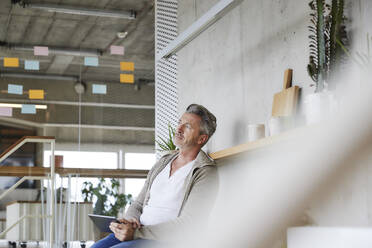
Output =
[
  {"x1": 117, "y1": 218, "x2": 141, "y2": 229},
  {"x1": 109, "y1": 222, "x2": 135, "y2": 241}
]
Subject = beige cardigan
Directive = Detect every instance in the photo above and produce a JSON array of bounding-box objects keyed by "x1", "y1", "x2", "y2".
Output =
[{"x1": 124, "y1": 150, "x2": 219, "y2": 242}]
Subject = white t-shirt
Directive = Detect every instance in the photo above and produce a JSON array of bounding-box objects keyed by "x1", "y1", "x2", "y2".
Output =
[{"x1": 140, "y1": 158, "x2": 195, "y2": 225}]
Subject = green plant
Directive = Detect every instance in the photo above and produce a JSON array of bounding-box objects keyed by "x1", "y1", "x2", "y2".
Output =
[
  {"x1": 82, "y1": 178, "x2": 132, "y2": 217},
  {"x1": 307, "y1": 0, "x2": 347, "y2": 92},
  {"x1": 156, "y1": 123, "x2": 177, "y2": 151}
]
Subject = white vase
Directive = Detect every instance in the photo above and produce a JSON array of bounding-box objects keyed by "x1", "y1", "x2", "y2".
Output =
[
  {"x1": 247, "y1": 124, "x2": 265, "y2": 141},
  {"x1": 303, "y1": 91, "x2": 338, "y2": 124}
]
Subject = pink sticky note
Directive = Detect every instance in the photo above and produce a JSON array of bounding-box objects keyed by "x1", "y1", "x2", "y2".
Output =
[
  {"x1": 0, "y1": 107, "x2": 12, "y2": 117},
  {"x1": 110, "y1": 45, "x2": 124, "y2": 55},
  {"x1": 34, "y1": 46, "x2": 49, "y2": 56}
]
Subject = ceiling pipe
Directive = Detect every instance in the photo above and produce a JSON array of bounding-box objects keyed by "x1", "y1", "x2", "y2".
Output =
[
  {"x1": 0, "y1": 98, "x2": 155, "y2": 110},
  {"x1": 0, "y1": 71, "x2": 155, "y2": 89},
  {"x1": 0, "y1": 72, "x2": 79, "y2": 82},
  {"x1": 25, "y1": 3, "x2": 136, "y2": 20},
  {"x1": 2, "y1": 43, "x2": 102, "y2": 57}
]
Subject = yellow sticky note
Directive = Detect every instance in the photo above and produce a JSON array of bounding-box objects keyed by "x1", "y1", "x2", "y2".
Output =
[
  {"x1": 120, "y1": 62, "x2": 134, "y2": 71},
  {"x1": 4, "y1": 58, "x2": 19, "y2": 67},
  {"x1": 29, "y1": 89, "x2": 44, "y2": 99},
  {"x1": 120, "y1": 74, "x2": 134, "y2": 84}
]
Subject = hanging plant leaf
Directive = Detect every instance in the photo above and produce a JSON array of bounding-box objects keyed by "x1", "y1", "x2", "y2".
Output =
[{"x1": 307, "y1": 0, "x2": 347, "y2": 91}]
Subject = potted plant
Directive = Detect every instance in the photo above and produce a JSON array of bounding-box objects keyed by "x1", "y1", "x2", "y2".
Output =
[
  {"x1": 155, "y1": 123, "x2": 177, "y2": 155},
  {"x1": 82, "y1": 178, "x2": 132, "y2": 217},
  {"x1": 304, "y1": 0, "x2": 347, "y2": 123}
]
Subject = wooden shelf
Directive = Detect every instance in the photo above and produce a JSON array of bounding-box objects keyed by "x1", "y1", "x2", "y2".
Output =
[
  {"x1": 0, "y1": 166, "x2": 149, "y2": 178},
  {"x1": 209, "y1": 127, "x2": 302, "y2": 160},
  {"x1": 57, "y1": 168, "x2": 148, "y2": 178}
]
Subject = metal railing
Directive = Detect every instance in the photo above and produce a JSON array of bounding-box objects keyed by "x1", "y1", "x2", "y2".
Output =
[{"x1": 0, "y1": 136, "x2": 55, "y2": 248}]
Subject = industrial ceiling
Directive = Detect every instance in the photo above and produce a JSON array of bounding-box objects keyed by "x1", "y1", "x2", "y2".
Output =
[{"x1": 0, "y1": 0, "x2": 155, "y2": 145}]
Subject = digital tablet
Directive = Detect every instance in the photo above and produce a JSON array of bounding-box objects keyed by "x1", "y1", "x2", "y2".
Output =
[{"x1": 88, "y1": 214, "x2": 119, "y2": 233}]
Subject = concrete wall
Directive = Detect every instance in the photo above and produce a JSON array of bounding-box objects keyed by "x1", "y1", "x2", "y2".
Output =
[
  {"x1": 177, "y1": 0, "x2": 371, "y2": 153},
  {"x1": 178, "y1": 0, "x2": 310, "y2": 153},
  {"x1": 176, "y1": 0, "x2": 372, "y2": 246}
]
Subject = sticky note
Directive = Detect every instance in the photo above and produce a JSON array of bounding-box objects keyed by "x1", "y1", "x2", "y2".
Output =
[
  {"x1": 8, "y1": 84, "x2": 23, "y2": 95},
  {"x1": 4, "y1": 58, "x2": 19, "y2": 67},
  {"x1": 21, "y1": 104, "x2": 36, "y2": 114},
  {"x1": 84, "y1": 57, "x2": 99, "y2": 67},
  {"x1": 25, "y1": 60, "x2": 40, "y2": 70},
  {"x1": 120, "y1": 62, "x2": 134, "y2": 71},
  {"x1": 120, "y1": 74, "x2": 134, "y2": 84},
  {"x1": 110, "y1": 45, "x2": 124, "y2": 55},
  {"x1": 29, "y1": 89, "x2": 44, "y2": 99},
  {"x1": 34, "y1": 46, "x2": 49, "y2": 56},
  {"x1": 92, "y1": 84, "x2": 107, "y2": 94},
  {"x1": 0, "y1": 107, "x2": 12, "y2": 117}
]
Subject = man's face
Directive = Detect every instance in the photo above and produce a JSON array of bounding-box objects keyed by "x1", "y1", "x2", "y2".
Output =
[{"x1": 174, "y1": 113, "x2": 207, "y2": 149}]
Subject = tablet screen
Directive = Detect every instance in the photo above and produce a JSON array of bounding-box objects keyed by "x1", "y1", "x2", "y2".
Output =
[{"x1": 88, "y1": 214, "x2": 118, "y2": 233}]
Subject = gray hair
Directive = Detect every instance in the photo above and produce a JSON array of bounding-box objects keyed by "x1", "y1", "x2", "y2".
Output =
[{"x1": 185, "y1": 104, "x2": 217, "y2": 140}]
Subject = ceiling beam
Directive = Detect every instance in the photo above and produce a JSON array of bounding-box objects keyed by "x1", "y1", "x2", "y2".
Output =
[
  {"x1": 25, "y1": 3, "x2": 136, "y2": 20},
  {"x1": 2, "y1": 42, "x2": 102, "y2": 57},
  {"x1": 0, "y1": 117, "x2": 154, "y2": 132},
  {"x1": 0, "y1": 71, "x2": 154, "y2": 85},
  {"x1": 0, "y1": 72, "x2": 79, "y2": 81},
  {"x1": 0, "y1": 49, "x2": 154, "y2": 69}
]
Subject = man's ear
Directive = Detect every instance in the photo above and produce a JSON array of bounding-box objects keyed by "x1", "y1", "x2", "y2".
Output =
[{"x1": 198, "y1": 134, "x2": 208, "y2": 145}]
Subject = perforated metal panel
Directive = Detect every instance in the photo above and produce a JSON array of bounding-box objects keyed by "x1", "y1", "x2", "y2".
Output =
[{"x1": 155, "y1": 0, "x2": 178, "y2": 158}]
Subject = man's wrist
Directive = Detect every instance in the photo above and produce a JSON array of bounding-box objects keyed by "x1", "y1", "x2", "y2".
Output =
[{"x1": 123, "y1": 223, "x2": 136, "y2": 241}]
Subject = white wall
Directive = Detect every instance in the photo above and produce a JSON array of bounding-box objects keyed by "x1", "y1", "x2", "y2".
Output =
[
  {"x1": 178, "y1": 0, "x2": 311, "y2": 153},
  {"x1": 177, "y1": 0, "x2": 371, "y2": 152},
  {"x1": 175, "y1": 0, "x2": 372, "y2": 245}
]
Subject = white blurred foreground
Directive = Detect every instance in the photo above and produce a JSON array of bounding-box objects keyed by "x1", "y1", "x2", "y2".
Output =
[
  {"x1": 288, "y1": 227, "x2": 372, "y2": 248},
  {"x1": 165, "y1": 79, "x2": 372, "y2": 248}
]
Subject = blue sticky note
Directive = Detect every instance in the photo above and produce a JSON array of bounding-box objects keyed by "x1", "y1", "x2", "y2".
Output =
[
  {"x1": 8, "y1": 84, "x2": 23, "y2": 95},
  {"x1": 92, "y1": 84, "x2": 107, "y2": 94},
  {"x1": 21, "y1": 104, "x2": 36, "y2": 114},
  {"x1": 25, "y1": 60, "x2": 40, "y2": 70},
  {"x1": 84, "y1": 57, "x2": 99, "y2": 67}
]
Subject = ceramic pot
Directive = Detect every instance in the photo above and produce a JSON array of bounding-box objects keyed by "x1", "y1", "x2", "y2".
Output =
[
  {"x1": 303, "y1": 91, "x2": 338, "y2": 124},
  {"x1": 247, "y1": 124, "x2": 265, "y2": 141}
]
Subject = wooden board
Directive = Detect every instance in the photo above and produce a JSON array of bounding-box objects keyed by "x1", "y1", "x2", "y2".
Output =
[
  {"x1": 283, "y1": 69, "x2": 293, "y2": 89},
  {"x1": 272, "y1": 86, "x2": 299, "y2": 117}
]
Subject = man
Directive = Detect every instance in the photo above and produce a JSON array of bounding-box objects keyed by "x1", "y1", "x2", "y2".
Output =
[{"x1": 92, "y1": 104, "x2": 218, "y2": 248}]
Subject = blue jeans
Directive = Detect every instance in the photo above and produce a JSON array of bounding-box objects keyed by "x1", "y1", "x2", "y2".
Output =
[{"x1": 91, "y1": 234, "x2": 156, "y2": 248}]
